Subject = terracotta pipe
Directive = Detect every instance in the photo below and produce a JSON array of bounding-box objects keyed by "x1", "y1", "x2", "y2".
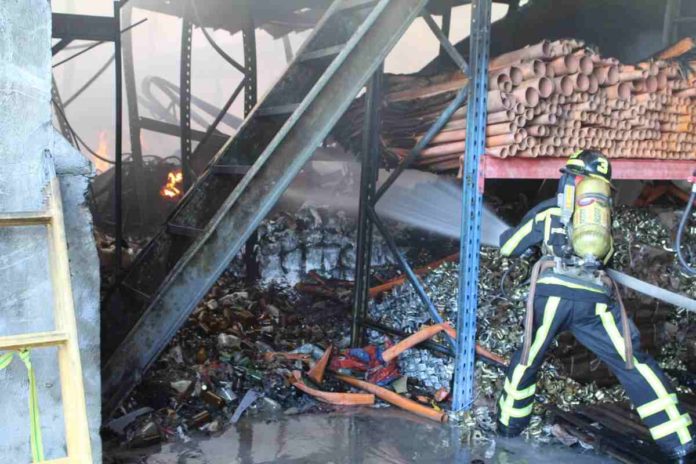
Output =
[
  {"x1": 489, "y1": 73, "x2": 512, "y2": 92},
  {"x1": 593, "y1": 65, "x2": 611, "y2": 85},
  {"x1": 524, "y1": 108, "x2": 535, "y2": 119},
  {"x1": 487, "y1": 109, "x2": 517, "y2": 124},
  {"x1": 508, "y1": 66, "x2": 523, "y2": 86},
  {"x1": 514, "y1": 115, "x2": 527, "y2": 127},
  {"x1": 588, "y1": 75, "x2": 599, "y2": 94},
  {"x1": 489, "y1": 40, "x2": 551, "y2": 70},
  {"x1": 487, "y1": 146, "x2": 510, "y2": 158},
  {"x1": 335, "y1": 374, "x2": 447, "y2": 423},
  {"x1": 518, "y1": 59, "x2": 547, "y2": 80},
  {"x1": 289, "y1": 371, "x2": 375, "y2": 406},
  {"x1": 527, "y1": 136, "x2": 538, "y2": 148},
  {"x1": 534, "y1": 101, "x2": 547, "y2": 115},
  {"x1": 514, "y1": 102, "x2": 526, "y2": 114},
  {"x1": 526, "y1": 125, "x2": 547, "y2": 137},
  {"x1": 553, "y1": 76, "x2": 574, "y2": 96},
  {"x1": 512, "y1": 86, "x2": 539, "y2": 107},
  {"x1": 487, "y1": 122, "x2": 517, "y2": 136},
  {"x1": 517, "y1": 137, "x2": 529, "y2": 151},
  {"x1": 429, "y1": 129, "x2": 466, "y2": 144},
  {"x1": 567, "y1": 73, "x2": 590, "y2": 91},
  {"x1": 637, "y1": 61, "x2": 660, "y2": 76},
  {"x1": 605, "y1": 82, "x2": 632, "y2": 100},
  {"x1": 618, "y1": 68, "x2": 646, "y2": 82},
  {"x1": 578, "y1": 55, "x2": 594, "y2": 76},
  {"x1": 487, "y1": 90, "x2": 513, "y2": 112},
  {"x1": 531, "y1": 113, "x2": 557, "y2": 125},
  {"x1": 549, "y1": 54, "x2": 579, "y2": 76},
  {"x1": 486, "y1": 130, "x2": 524, "y2": 147},
  {"x1": 657, "y1": 71, "x2": 669, "y2": 90},
  {"x1": 634, "y1": 76, "x2": 658, "y2": 94},
  {"x1": 422, "y1": 141, "x2": 465, "y2": 157},
  {"x1": 676, "y1": 88, "x2": 696, "y2": 98},
  {"x1": 516, "y1": 77, "x2": 553, "y2": 99}
]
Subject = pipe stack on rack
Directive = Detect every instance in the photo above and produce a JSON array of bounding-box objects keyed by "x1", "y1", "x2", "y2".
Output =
[{"x1": 332, "y1": 39, "x2": 696, "y2": 174}]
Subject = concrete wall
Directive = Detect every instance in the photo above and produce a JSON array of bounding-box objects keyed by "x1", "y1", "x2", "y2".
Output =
[{"x1": 0, "y1": 1, "x2": 101, "y2": 462}]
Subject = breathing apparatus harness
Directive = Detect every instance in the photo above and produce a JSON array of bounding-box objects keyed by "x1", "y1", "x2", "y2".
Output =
[
  {"x1": 520, "y1": 151, "x2": 633, "y2": 368},
  {"x1": 675, "y1": 169, "x2": 696, "y2": 276}
]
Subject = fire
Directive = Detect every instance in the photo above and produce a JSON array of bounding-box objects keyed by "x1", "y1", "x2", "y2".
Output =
[
  {"x1": 93, "y1": 130, "x2": 110, "y2": 173},
  {"x1": 160, "y1": 169, "x2": 183, "y2": 199}
]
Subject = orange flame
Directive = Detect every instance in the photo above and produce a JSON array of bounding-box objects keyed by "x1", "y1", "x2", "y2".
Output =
[
  {"x1": 93, "y1": 130, "x2": 110, "y2": 173},
  {"x1": 160, "y1": 169, "x2": 183, "y2": 199}
]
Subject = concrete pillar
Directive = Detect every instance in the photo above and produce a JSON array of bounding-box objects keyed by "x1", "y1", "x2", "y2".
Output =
[{"x1": 0, "y1": 1, "x2": 101, "y2": 461}]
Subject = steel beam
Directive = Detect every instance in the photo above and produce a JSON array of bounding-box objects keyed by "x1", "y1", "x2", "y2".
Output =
[
  {"x1": 453, "y1": 0, "x2": 491, "y2": 413},
  {"x1": 103, "y1": 0, "x2": 429, "y2": 415},
  {"x1": 122, "y1": 3, "x2": 147, "y2": 230},
  {"x1": 114, "y1": 1, "x2": 124, "y2": 277},
  {"x1": 243, "y1": 6, "x2": 260, "y2": 284},
  {"x1": 350, "y1": 66, "x2": 382, "y2": 347},
  {"x1": 139, "y1": 117, "x2": 228, "y2": 145},
  {"x1": 180, "y1": 18, "x2": 194, "y2": 189},
  {"x1": 52, "y1": 13, "x2": 117, "y2": 42},
  {"x1": 483, "y1": 157, "x2": 696, "y2": 181}
]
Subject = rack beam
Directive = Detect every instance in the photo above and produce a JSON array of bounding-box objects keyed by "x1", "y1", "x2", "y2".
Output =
[{"x1": 483, "y1": 157, "x2": 696, "y2": 181}]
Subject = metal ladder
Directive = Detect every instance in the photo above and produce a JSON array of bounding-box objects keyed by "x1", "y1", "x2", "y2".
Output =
[
  {"x1": 103, "y1": 0, "x2": 429, "y2": 415},
  {"x1": 0, "y1": 156, "x2": 92, "y2": 463},
  {"x1": 663, "y1": 0, "x2": 696, "y2": 46}
]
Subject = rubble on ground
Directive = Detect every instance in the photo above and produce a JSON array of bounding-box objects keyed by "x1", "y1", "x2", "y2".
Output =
[{"x1": 103, "y1": 205, "x2": 696, "y2": 453}]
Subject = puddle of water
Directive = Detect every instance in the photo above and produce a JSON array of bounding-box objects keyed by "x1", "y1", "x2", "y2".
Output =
[{"x1": 106, "y1": 408, "x2": 614, "y2": 464}]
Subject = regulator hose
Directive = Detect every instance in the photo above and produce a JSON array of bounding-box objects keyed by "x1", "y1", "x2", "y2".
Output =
[{"x1": 676, "y1": 170, "x2": 696, "y2": 276}]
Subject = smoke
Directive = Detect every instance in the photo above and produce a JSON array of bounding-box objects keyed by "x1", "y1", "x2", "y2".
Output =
[{"x1": 282, "y1": 155, "x2": 508, "y2": 247}]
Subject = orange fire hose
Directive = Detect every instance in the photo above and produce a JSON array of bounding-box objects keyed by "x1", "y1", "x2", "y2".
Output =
[
  {"x1": 369, "y1": 253, "x2": 460, "y2": 298},
  {"x1": 335, "y1": 374, "x2": 447, "y2": 423},
  {"x1": 307, "y1": 345, "x2": 332, "y2": 384},
  {"x1": 288, "y1": 371, "x2": 375, "y2": 406},
  {"x1": 380, "y1": 322, "x2": 508, "y2": 367}
]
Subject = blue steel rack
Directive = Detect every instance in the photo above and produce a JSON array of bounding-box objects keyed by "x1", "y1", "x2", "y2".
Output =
[{"x1": 350, "y1": 0, "x2": 493, "y2": 413}]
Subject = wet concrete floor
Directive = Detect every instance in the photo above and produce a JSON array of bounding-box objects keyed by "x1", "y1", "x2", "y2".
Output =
[{"x1": 107, "y1": 408, "x2": 615, "y2": 463}]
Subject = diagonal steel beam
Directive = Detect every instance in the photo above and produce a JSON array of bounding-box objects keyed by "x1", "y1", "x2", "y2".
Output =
[{"x1": 103, "y1": 0, "x2": 429, "y2": 416}]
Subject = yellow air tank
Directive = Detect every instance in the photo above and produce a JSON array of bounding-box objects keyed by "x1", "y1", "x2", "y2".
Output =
[{"x1": 571, "y1": 177, "x2": 612, "y2": 261}]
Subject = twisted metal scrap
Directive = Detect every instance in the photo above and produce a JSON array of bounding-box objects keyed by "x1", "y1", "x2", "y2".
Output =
[{"x1": 369, "y1": 207, "x2": 696, "y2": 443}]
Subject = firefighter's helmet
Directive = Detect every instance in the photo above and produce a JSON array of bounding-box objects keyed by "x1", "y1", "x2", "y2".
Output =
[{"x1": 563, "y1": 150, "x2": 612, "y2": 183}]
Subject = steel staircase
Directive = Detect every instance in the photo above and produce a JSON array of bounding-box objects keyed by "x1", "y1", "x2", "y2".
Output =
[{"x1": 103, "y1": 0, "x2": 429, "y2": 415}]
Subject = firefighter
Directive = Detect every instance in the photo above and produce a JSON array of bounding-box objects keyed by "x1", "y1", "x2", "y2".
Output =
[{"x1": 496, "y1": 150, "x2": 695, "y2": 462}]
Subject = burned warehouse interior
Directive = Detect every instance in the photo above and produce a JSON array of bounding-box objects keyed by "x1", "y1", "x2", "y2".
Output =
[{"x1": 3, "y1": 0, "x2": 696, "y2": 462}]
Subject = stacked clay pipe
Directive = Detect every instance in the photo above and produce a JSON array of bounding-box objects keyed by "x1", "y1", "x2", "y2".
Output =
[{"x1": 333, "y1": 39, "x2": 696, "y2": 173}]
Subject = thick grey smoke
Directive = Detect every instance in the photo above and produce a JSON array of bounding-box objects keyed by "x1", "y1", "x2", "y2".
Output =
[{"x1": 282, "y1": 154, "x2": 508, "y2": 246}]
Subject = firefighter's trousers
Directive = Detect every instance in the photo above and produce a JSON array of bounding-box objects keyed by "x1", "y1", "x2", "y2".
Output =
[{"x1": 497, "y1": 294, "x2": 694, "y2": 454}]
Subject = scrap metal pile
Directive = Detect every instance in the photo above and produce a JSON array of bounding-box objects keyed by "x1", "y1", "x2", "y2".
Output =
[
  {"x1": 333, "y1": 39, "x2": 696, "y2": 173},
  {"x1": 104, "y1": 201, "x2": 696, "y2": 454},
  {"x1": 250, "y1": 207, "x2": 394, "y2": 286},
  {"x1": 104, "y1": 208, "x2": 452, "y2": 447}
]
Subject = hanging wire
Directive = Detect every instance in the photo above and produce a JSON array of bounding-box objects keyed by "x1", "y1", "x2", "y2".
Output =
[
  {"x1": 191, "y1": 1, "x2": 248, "y2": 75},
  {"x1": 64, "y1": 54, "x2": 115, "y2": 107}
]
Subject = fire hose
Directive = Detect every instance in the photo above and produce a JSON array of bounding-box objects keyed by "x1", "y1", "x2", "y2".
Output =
[{"x1": 675, "y1": 169, "x2": 696, "y2": 276}]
